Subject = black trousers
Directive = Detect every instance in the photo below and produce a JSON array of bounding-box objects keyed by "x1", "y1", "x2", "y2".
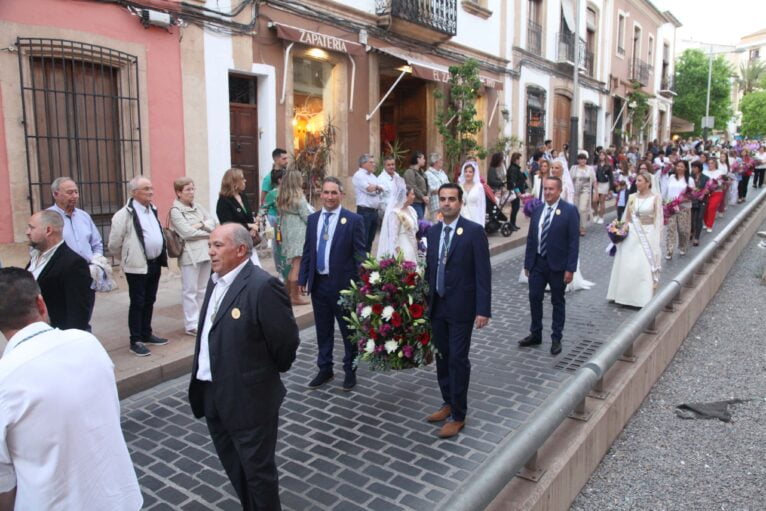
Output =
[
  {"x1": 311, "y1": 275, "x2": 356, "y2": 374},
  {"x1": 690, "y1": 203, "x2": 706, "y2": 240},
  {"x1": 202, "y1": 382, "x2": 282, "y2": 511},
  {"x1": 528, "y1": 255, "x2": 566, "y2": 342},
  {"x1": 510, "y1": 197, "x2": 521, "y2": 226},
  {"x1": 739, "y1": 175, "x2": 751, "y2": 199},
  {"x1": 431, "y1": 296, "x2": 473, "y2": 422},
  {"x1": 616, "y1": 206, "x2": 625, "y2": 221},
  {"x1": 357, "y1": 206, "x2": 378, "y2": 256},
  {"x1": 754, "y1": 168, "x2": 765, "y2": 188},
  {"x1": 125, "y1": 258, "x2": 161, "y2": 344}
]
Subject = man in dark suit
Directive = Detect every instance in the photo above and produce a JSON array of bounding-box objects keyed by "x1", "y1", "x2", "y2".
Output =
[
  {"x1": 424, "y1": 183, "x2": 491, "y2": 439},
  {"x1": 24, "y1": 210, "x2": 91, "y2": 330},
  {"x1": 299, "y1": 176, "x2": 366, "y2": 391},
  {"x1": 520, "y1": 176, "x2": 580, "y2": 355},
  {"x1": 188, "y1": 223, "x2": 299, "y2": 511}
]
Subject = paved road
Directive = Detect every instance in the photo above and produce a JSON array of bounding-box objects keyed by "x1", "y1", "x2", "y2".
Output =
[
  {"x1": 120, "y1": 200, "x2": 757, "y2": 510},
  {"x1": 572, "y1": 219, "x2": 766, "y2": 511}
]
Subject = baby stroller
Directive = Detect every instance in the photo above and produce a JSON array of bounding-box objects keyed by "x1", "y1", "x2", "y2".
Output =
[{"x1": 485, "y1": 187, "x2": 514, "y2": 237}]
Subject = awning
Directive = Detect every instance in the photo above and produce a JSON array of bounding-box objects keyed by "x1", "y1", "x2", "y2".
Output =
[
  {"x1": 373, "y1": 45, "x2": 503, "y2": 90},
  {"x1": 269, "y1": 22, "x2": 365, "y2": 56},
  {"x1": 561, "y1": 0, "x2": 576, "y2": 32},
  {"x1": 671, "y1": 115, "x2": 695, "y2": 133}
]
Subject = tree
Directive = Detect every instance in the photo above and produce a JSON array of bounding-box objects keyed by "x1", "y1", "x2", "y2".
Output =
[
  {"x1": 673, "y1": 49, "x2": 733, "y2": 135},
  {"x1": 434, "y1": 59, "x2": 486, "y2": 174},
  {"x1": 738, "y1": 60, "x2": 766, "y2": 96},
  {"x1": 740, "y1": 90, "x2": 766, "y2": 137}
]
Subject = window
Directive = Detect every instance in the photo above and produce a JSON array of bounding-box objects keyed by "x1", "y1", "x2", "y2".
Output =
[
  {"x1": 527, "y1": 0, "x2": 543, "y2": 56},
  {"x1": 16, "y1": 38, "x2": 142, "y2": 248},
  {"x1": 585, "y1": 7, "x2": 597, "y2": 77},
  {"x1": 292, "y1": 55, "x2": 334, "y2": 152},
  {"x1": 617, "y1": 14, "x2": 626, "y2": 56}
]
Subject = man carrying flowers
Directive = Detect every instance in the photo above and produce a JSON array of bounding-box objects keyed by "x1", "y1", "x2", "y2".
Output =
[{"x1": 424, "y1": 183, "x2": 491, "y2": 439}]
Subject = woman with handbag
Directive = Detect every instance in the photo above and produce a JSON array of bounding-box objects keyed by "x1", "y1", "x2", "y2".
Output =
[
  {"x1": 276, "y1": 170, "x2": 311, "y2": 306},
  {"x1": 170, "y1": 177, "x2": 217, "y2": 336},
  {"x1": 216, "y1": 167, "x2": 261, "y2": 266}
]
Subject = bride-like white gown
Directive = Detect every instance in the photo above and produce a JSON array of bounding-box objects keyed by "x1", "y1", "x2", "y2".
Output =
[
  {"x1": 461, "y1": 183, "x2": 486, "y2": 227},
  {"x1": 378, "y1": 206, "x2": 418, "y2": 262}
]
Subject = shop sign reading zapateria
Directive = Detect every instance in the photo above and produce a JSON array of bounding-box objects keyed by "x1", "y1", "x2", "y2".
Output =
[{"x1": 272, "y1": 22, "x2": 365, "y2": 56}]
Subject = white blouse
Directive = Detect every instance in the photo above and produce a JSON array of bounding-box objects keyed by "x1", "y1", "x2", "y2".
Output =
[{"x1": 663, "y1": 175, "x2": 694, "y2": 202}]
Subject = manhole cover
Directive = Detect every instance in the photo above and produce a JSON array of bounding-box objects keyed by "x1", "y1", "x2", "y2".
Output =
[{"x1": 553, "y1": 339, "x2": 604, "y2": 372}]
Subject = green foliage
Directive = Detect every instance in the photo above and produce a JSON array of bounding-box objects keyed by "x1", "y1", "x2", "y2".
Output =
[
  {"x1": 740, "y1": 90, "x2": 766, "y2": 137},
  {"x1": 376, "y1": 138, "x2": 407, "y2": 176},
  {"x1": 434, "y1": 59, "x2": 486, "y2": 173},
  {"x1": 290, "y1": 118, "x2": 336, "y2": 203},
  {"x1": 488, "y1": 135, "x2": 522, "y2": 155},
  {"x1": 627, "y1": 81, "x2": 650, "y2": 139},
  {"x1": 673, "y1": 49, "x2": 733, "y2": 134},
  {"x1": 738, "y1": 60, "x2": 766, "y2": 96}
]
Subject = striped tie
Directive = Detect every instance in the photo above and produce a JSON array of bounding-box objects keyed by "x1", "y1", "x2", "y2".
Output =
[{"x1": 540, "y1": 206, "x2": 553, "y2": 257}]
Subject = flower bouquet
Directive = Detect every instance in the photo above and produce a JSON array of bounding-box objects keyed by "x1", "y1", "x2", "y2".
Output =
[
  {"x1": 520, "y1": 193, "x2": 542, "y2": 218},
  {"x1": 417, "y1": 219, "x2": 432, "y2": 257},
  {"x1": 340, "y1": 252, "x2": 435, "y2": 371},
  {"x1": 605, "y1": 219, "x2": 629, "y2": 256}
]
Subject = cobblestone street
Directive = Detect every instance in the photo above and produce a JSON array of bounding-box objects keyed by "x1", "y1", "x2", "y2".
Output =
[{"x1": 121, "y1": 206, "x2": 750, "y2": 510}]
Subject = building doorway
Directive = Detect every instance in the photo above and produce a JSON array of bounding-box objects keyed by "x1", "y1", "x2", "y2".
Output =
[
  {"x1": 229, "y1": 74, "x2": 259, "y2": 209},
  {"x1": 552, "y1": 93, "x2": 571, "y2": 154},
  {"x1": 379, "y1": 58, "x2": 428, "y2": 165},
  {"x1": 526, "y1": 87, "x2": 546, "y2": 161}
]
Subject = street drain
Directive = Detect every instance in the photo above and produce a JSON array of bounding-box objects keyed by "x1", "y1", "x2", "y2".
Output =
[{"x1": 553, "y1": 339, "x2": 604, "y2": 372}]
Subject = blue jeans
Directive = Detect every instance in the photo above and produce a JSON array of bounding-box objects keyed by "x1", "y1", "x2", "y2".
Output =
[{"x1": 412, "y1": 202, "x2": 425, "y2": 220}]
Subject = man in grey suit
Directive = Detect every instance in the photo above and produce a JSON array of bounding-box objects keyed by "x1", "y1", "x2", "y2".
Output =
[{"x1": 188, "y1": 223, "x2": 300, "y2": 511}]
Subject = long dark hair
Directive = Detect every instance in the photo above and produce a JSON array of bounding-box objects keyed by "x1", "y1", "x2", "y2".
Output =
[
  {"x1": 510, "y1": 152, "x2": 522, "y2": 166},
  {"x1": 489, "y1": 152, "x2": 504, "y2": 168}
]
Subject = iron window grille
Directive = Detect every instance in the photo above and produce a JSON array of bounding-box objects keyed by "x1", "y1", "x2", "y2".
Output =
[
  {"x1": 376, "y1": 0, "x2": 458, "y2": 36},
  {"x1": 527, "y1": 20, "x2": 543, "y2": 56},
  {"x1": 16, "y1": 38, "x2": 143, "y2": 254}
]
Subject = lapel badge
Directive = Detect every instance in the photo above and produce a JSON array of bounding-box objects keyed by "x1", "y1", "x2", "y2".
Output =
[
  {"x1": 555, "y1": 209, "x2": 561, "y2": 216},
  {"x1": 340, "y1": 217, "x2": 347, "y2": 225},
  {"x1": 457, "y1": 227, "x2": 464, "y2": 235},
  {"x1": 231, "y1": 308, "x2": 241, "y2": 320}
]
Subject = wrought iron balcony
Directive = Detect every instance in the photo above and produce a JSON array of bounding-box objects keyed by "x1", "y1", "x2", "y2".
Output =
[
  {"x1": 557, "y1": 31, "x2": 575, "y2": 63},
  {"x1": 527, "y1": 20, "x2": 543, "y2": 56},
  {"x1": 584, "y1": 50, "x2": 595, "y2": 77},
  {"x1": 630, "y1": 57, "x2": 651, "y2": 85},
  {"x1": 659, "y1": 75, "x2": 675, "y2": 96},
  {"x1": 376, "y1": 0, "x2": 457, "y2": 37}
]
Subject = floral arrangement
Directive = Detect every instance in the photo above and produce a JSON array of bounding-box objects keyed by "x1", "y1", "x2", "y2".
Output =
[
  {"x1": 520, "y1": 193, "x2": 542, "y2": 218},
  {"x1": 340, "y1": 252, "x2": 435, "y2": 371},
  {"x1": 662, "y1": 179, "x2": 721, "y2": 223},
  {"x1": 653, "y1": 162, "x2": 674, "y2": 175},
  {"x1": 605, "y1": 219, "x2": 629, "y2": 256},
  {"x1": 417, "y1": 219, "x2": 432, "y2": 255}
]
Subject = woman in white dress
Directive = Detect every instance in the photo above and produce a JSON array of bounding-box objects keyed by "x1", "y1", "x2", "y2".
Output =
[
  {"x1": 571, "y1": 153, "x2": 597, "y2": 236},
  {"x1": 550, "y1": 160, "x2": 594, "y2": 292},
  {"x1": 376, "y1": 178, "x2": 418, "y2": 263},
  {"x1": 459, "y1": 161, "x2": 486, "y2": 227},
  {"x1": 607, "y1": 172, "x2": 664, "y2": 308},
  {"x1": 531, "y1": 159, "x2": 551, "y2": 200},
  {"x1": 424, "y1": 152, "x2": 449, "y2": 221}
]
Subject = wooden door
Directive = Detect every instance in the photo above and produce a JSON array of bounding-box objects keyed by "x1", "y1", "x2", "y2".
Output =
[
  {"x1": 230, "y1": 103, "x2": 259, "y2": 210},
  {"x1": 380, "y1": 76, "x2": 427, "y2": 165},
  {"x1": 552, "y1": 94, "x2": 571, "y2": 153}
]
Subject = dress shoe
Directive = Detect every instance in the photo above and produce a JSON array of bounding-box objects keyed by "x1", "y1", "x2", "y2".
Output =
[
  {"x1": 437, "y1": 420, "x2": 465, "y2": 439},
  {"x1": 518, "y1": 334, "x2": 542, "y2": 347},
  {"x1": 144, "y1": 335, "x2": 168, "y2": 346},
  {"x1": 550, "y1": 340, "x2": 562, "y2": 355},
  {"x1": 308, "y1": 371, "x2": 334, "y2": 388},
  {"x1": 342, "y1": 371, "x2": 356, "y2": 392},
  {"x1": 511, "y1": 224, "x2": 520, "y2": 232},
  {"x1": 426, "y1": 405, "x2": 452, "y2": 423}
]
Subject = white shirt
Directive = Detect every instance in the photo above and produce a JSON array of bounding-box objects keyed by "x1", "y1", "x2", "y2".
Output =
[
  {"x1": 133, "y1": 201, "x2": 164, "y2": 260},
  {"x1": 315, "y1": 207, "x2": 341, "y2": 275},
  {"x1": 663, "y1": 175, "x2": 694, "y2": 203},
  {"x1": 537, "y1": 200, "x2": 560, "y2": 253},
  {"x1": 352, "y1": 168, "x2": 381, "y2": 209},
  {"x1": 377, "y1": 171, "x2": 397, "y2": 208},
  {"x1": 702, "y1": 168, "x2": 725, "y2": 182},
  {"x1": 438, "y1": 217, "x2": 459, "y2": 257},
  {"x1": 196, "y1": 258, "x2": 249, "y2": 381},
  {"x1": 27, "y1": 240, "x2": 64, "y2": 279},
  {"x1": 0, "y1": 323, "x2": 142, "y2": 510}
]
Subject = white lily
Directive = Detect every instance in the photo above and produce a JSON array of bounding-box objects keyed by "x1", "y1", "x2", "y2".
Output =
[
  {"x1": 369, "y1": 271, "x2": 381, "y2": 284},
  {"x1": 361, "y1": 306, "x2": 372, "y2": 319},
  {"x1": 365, "y1": 339, "x2": 376, "y2": 353},
  {"x1": 382, "y1": 305, "x2": 395, "y2": 321},
  {"x1": 384, "y1": 340, "x2": 398, "y2": 354}
]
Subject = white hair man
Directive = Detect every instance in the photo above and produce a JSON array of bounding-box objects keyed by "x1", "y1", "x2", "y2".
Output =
[{"x1": 108, "y1": 175, "x2": 169, "y2": 356}]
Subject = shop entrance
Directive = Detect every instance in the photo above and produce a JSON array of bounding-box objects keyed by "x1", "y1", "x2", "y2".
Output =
[
  {"x1": 229, "y1": 74, "x2": 259, "y2": 209},
  {"x1": 379, "y1": 63, "x2": 428, "y2": 165}
]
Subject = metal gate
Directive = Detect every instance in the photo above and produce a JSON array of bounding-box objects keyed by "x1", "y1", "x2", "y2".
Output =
[{"x1": 16, "y1": 37, "x2": 143, "y2": 250}]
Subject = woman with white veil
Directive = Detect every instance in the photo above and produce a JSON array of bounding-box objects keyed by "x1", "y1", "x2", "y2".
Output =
[
  {"x1": 550, "y1": 159, "x2": 594, "y2": 292},
  {"x1": 376, "y1": 175, "x2": 418, "y2": 263},
  {"x1": 458, "y1": 161, "x2": 486, "y2": 227}
]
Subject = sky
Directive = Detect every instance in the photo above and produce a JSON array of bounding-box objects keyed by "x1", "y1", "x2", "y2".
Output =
[{"x1": 653, "y1": 0, "x2": 765, "y2": 48}]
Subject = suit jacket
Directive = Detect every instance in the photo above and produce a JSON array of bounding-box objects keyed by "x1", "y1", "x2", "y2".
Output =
[
  {"x1": 425, "y1": 217, "x2": 491, "y2": 322},
  {"x1": 216, "y1": 193, "x2": 255, "y2": 229},
  {"x1": 26, "y1": 242, "x2": 91, "y2": 330},
  {"x1": 298, "y1": 207, "x2": 366, "y2": 293},
  {"x1": 188, "y1": 262, "x2": 300, "y2": 431},
  {"x1": 524, "y1": 200, "x2": 580, "y2": 273}
]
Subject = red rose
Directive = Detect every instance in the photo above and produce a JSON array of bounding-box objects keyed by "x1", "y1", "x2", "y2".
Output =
[
  {"x1": 361, "y1": 272, "x2": 370, "y2": 284},
  {"x1": 372, "y1": 304, "x2": 384, "y2": 315},
  {"x1": 418, "y1": 332, "x2": 430, "y2": 345},
  {"x1": 369, "y1": 328, "x2": 378, "y2": 340},
  {"x1": 404, "y1": 273, "x2": 417, "y2": 286},
  {"x1": 391, "y1": 312, "x2": 402, "y2": 327},
  {"x1": 409, "y1": 304, "x2": 424, "y2": 319}
]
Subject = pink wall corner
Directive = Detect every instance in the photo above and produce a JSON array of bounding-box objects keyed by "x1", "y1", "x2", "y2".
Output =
[
  {"x1": 0, "y1": 87, "x2": 14, "y2": 243},
  {"x1": 2, "y1": 0, "x2": 186, "y2": 215}
]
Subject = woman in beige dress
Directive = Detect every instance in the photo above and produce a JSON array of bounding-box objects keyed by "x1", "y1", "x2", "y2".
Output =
[
  {"x1": 571, "y1": 153, "x2": 597, "y2": 236},
  {"x1": 276, "y1": 170, "x2": 311, "y2": 305}
]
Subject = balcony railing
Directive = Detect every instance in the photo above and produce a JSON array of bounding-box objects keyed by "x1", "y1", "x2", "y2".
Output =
[
  {"x1": 557, "y1": 31, "x2": 575, "y2": 63},
  {"x1": 376, "y1": 0, "x2": 457, "y2": 36},
  {"x1": 660, "y1": 75, "x2": 675, "y2": 95},
  {"x1": 630, "y1": 57, "x2": 651, "y2": 85},
  {"x1": 527, "y1": 20, "x2": 543, "y2": 56},
  {"x1": 584, "y1": 50, "x2": 594, "y2": 77}
]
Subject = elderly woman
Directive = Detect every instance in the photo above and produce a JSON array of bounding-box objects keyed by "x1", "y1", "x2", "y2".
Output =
[
  {"x1": 276, "y1": 170, "x2": 311, "y2": 306},
  {"x1": 170, "y1": 177, "x2": 217, "y2": 335},
  {"x1": 424, "y1": 152, "x2": 449, "y2": 221},
  {"x1": 216, "y1": 167, "x2": 261, "y2": 266}
]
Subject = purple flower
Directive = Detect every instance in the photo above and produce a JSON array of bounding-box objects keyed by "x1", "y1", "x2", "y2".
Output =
[
  {"x1": 379, "y1": 323, "x2": 392, "y2": 337},
  {"x1": 523, "y1": 198, "x2": 542, "y2": 218},
  {"x1": 402, "y1": 261, "x2": 417, "y2": 272},
  {"x1": 360, "y1": 284, "x2": 372, "y2": 295},
  {"x1": 402, "y1": 344, "x2": 414, "y2": 358},
  {"x1": 382, "y1": 283, "x2": 397, "y2": 295},
  {"x1": 379, "y1": 258, "x2": 395, "y2": 269},
  {"x1": 374, "y1": 344, "x2": 385, "y2": 354},
  {"x1": 417, "y1": 220, "x2": 433, "y2": 240}
]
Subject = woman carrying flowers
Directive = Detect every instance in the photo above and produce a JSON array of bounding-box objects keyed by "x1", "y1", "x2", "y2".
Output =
[{"x1": 663, "y1": 160, "x2": 694, "y2": 259}]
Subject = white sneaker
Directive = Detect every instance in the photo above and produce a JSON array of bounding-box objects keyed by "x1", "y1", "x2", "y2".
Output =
[
  {"x1": 757, "y1": 231, "x2": 766, "y2": 239},
  {"x1": 706, "y1": 228, "x2": 713, "y2": 233},
  {"x1": 758, "y1": 241, "x2": 766, "y2": 249}
]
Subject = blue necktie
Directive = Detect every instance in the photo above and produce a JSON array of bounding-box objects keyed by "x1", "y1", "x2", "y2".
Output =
[
  {"x1": 540, "y1": 206, "x2": 553, "y2": 257},
  {"x1": 436, "y1": 225, "x2": 452, "y2": 297},
  {"x1": 316, "y1": 212, "x2": 331, "y2": 273}
]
